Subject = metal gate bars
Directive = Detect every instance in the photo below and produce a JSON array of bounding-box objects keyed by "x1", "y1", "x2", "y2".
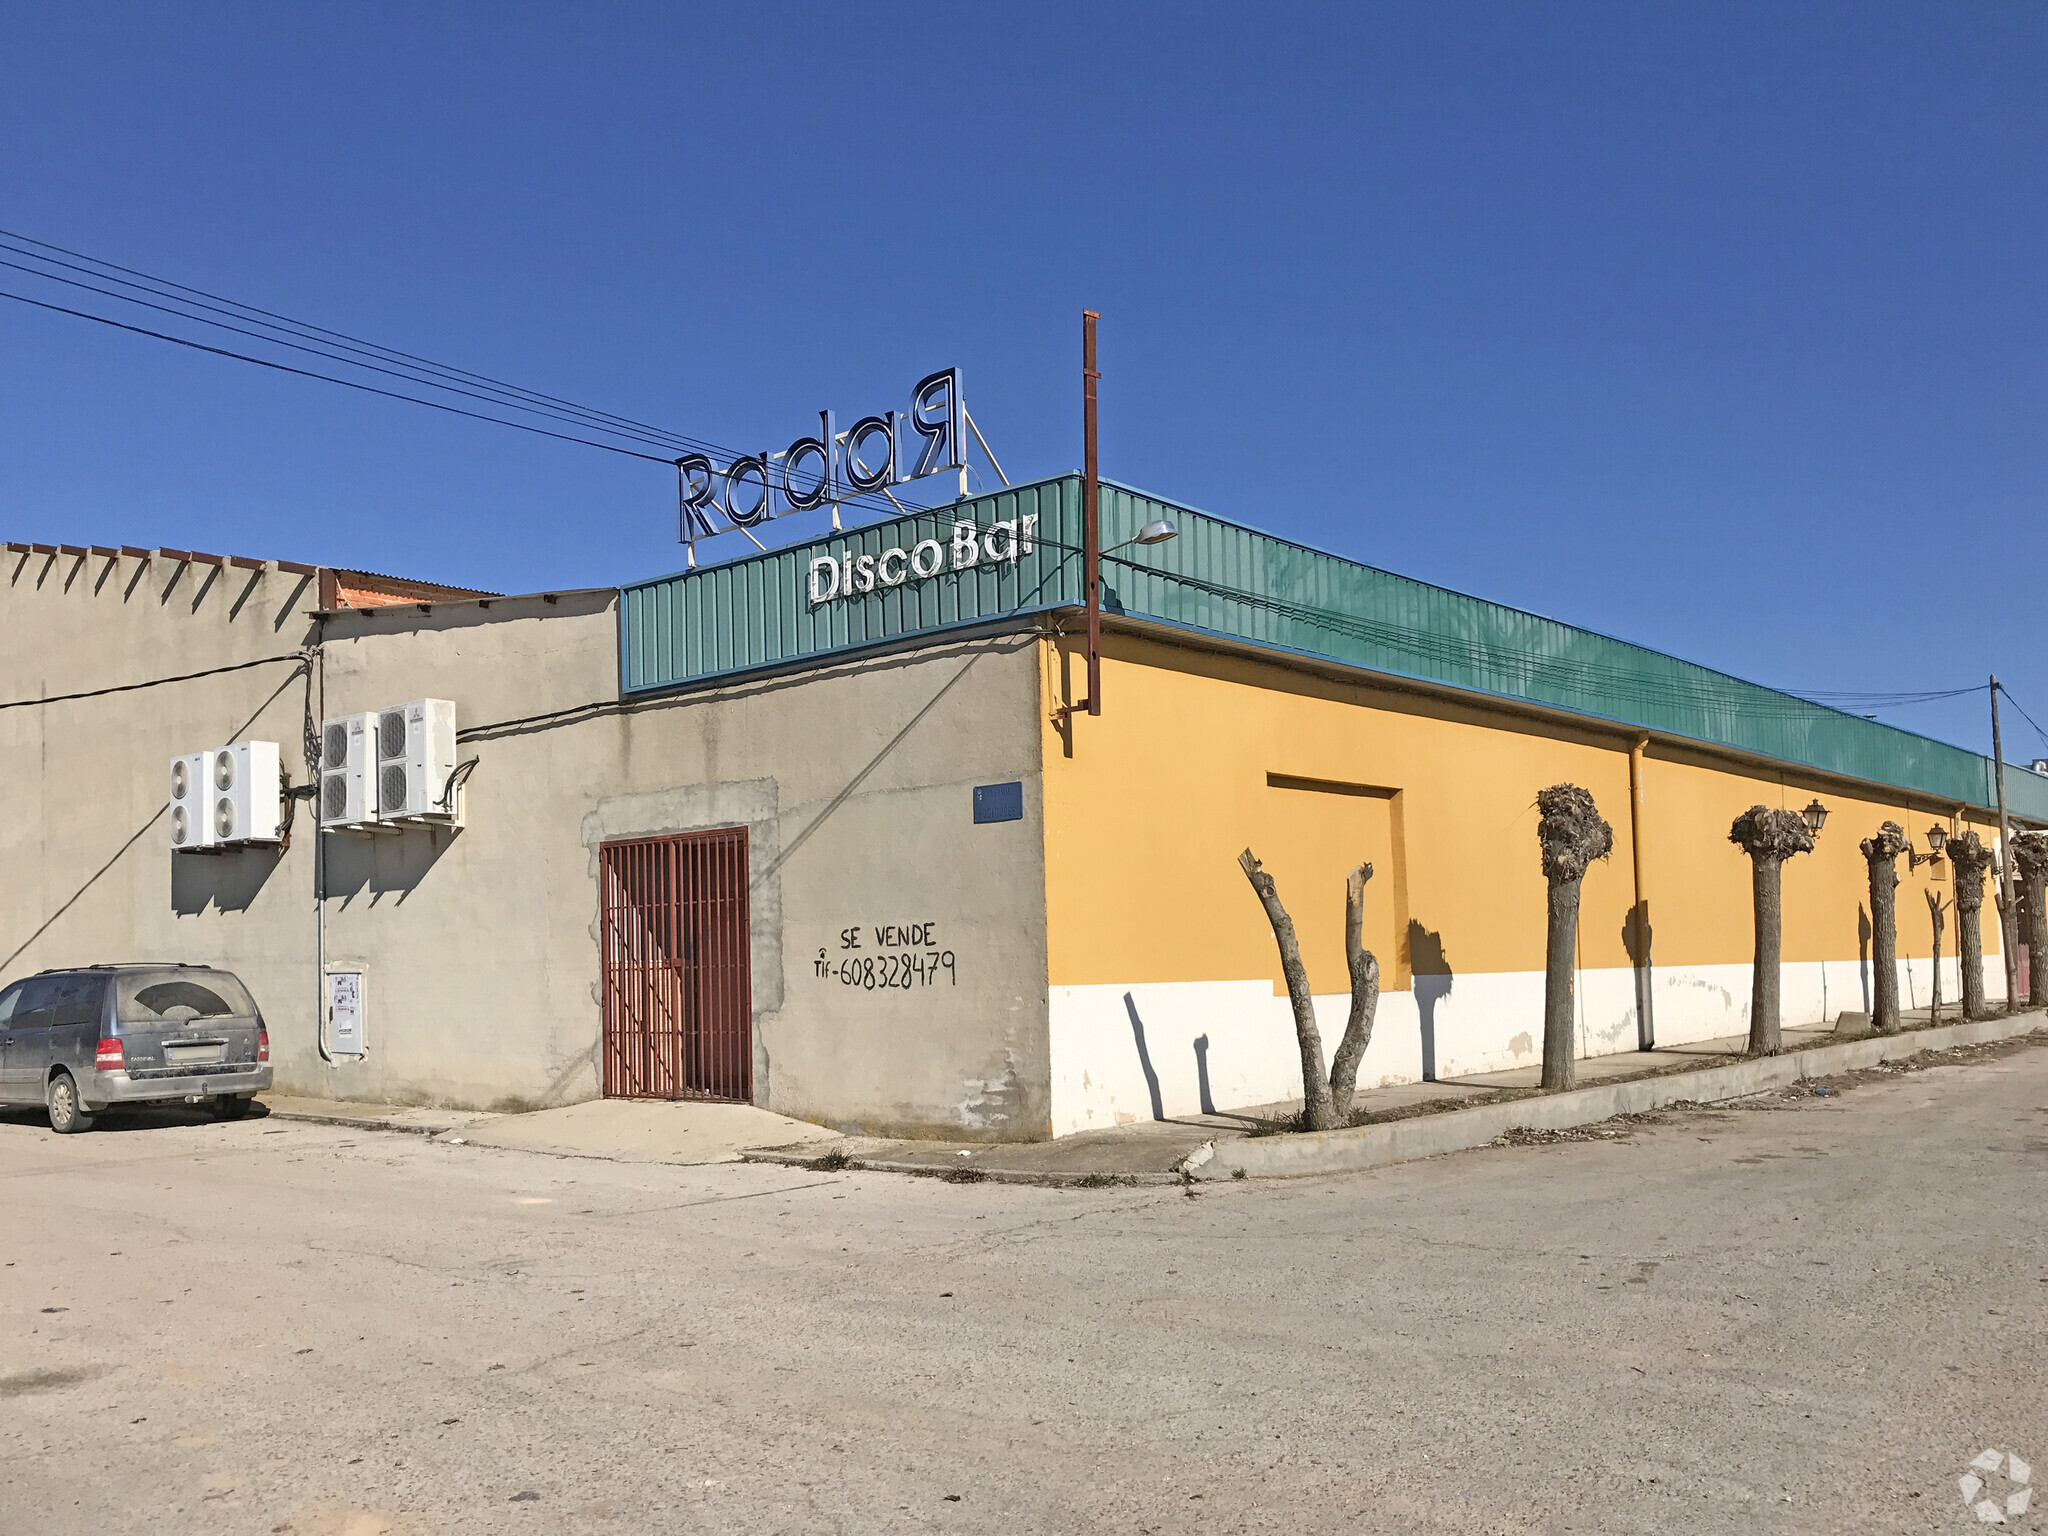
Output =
[{"x1": 599, "y1": 827, "x2": 753, "y2": 1102}]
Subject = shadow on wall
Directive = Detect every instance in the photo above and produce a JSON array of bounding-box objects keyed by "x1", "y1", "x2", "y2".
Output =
[
  {"x1": 1193, "y1": 1032, "x2": 1217, "y2": 1116},
  {"x1": 171, "y1": 846, "x2": 286, "y2": 916},
  {"x1": 1123, "y1": 991, "x2": 1164, "y2": 1121},
  {"x1": 1857, "y1": 905, "x2": 1873, "y2": 1015},
  {"x1": 1407, "y1": 920, "x2": 1453, "y2": 1082},
  {"x1": 321, "y1": 828, "x2": 461, "y2": 907},
  {"x1": 1623, "y1": 901, "x2": 1655, "y2": 1050}
]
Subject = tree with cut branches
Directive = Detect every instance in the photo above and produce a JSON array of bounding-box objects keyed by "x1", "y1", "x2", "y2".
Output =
[
  {"x1": 1859, "y1": 822, "x2": 1909, "y2": 1035},
  {"x1": 1729, "y1": 806, "x2": 1815, "y2": 1055},
  {"x1": 1238, "y1": 850, "x2": 1381, "y2": 1131},
  {"x1": 2014, "y1": 831, "x2": 2048, "y2": 1009},
  {"x1": 1947, "y1": 829, "x2": 1994, "y2": 1019},
  {"x1": 1536, "y1": 784, "x2": 1613, "y2": 1090},
  {"x1": 1926, "y1": 889, "x2": 1947, "y2": 1024}
]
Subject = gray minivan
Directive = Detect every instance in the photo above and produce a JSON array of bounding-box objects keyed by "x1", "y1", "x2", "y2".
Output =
[{"x1": 0, "y1": 965, "x2": 270, "y2": 1132}]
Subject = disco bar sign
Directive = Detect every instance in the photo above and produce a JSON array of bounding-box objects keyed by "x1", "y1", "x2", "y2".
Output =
[{"x1": 677, "y1": 369, "x2": 966, "y2": 565}]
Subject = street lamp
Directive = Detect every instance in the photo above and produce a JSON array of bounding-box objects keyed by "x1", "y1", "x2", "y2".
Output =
[
  {"x1": 1800, "y1": 799, "x2": 1829, "y2": 839},
  {"x1": 1910, "y1": 822, "x2": 1948, "y2": 870},
  {"x1": 1102, "y1": 518, "x2": 1178, "y2": 555}
]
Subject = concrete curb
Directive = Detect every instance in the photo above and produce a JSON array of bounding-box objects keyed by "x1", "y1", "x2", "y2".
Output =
[
  {"x1": 739, "y1": 1149, "x2": 1183, "y2": 1188},
  {"x1": 260, "y1": 1110, "x2": 465, "y2": 1136},
  {"x1": 1187, "y1": 1012, "x2": 2048, "y2": 1182}
]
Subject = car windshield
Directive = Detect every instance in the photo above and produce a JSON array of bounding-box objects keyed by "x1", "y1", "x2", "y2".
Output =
[{"x1": 116, "y1": 971, "x2": 257, "y2": 1024}]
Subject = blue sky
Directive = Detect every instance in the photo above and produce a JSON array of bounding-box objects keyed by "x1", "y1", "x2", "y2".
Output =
[{"x1": 3, "y1": 3, "x2": 2045, "y2": 759}]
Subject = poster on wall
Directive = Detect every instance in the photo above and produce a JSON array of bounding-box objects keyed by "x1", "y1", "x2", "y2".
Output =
[{"x1": 327, "y1": 969, "x2": 365, "y2": 1057}]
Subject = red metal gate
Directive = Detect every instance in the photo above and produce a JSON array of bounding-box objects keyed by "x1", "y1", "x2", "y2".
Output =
[{"x1": 600, "y1": 828, "x2": 753, "y2": 1102}]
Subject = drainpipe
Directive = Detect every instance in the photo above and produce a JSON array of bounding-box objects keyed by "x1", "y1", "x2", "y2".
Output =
[
  {"x1": 1629, "y1": 734, "x2": 1655, "y2": 1049},
  {"x1": 312, "y1": 615, "x2": 332, "y2": 1063}
]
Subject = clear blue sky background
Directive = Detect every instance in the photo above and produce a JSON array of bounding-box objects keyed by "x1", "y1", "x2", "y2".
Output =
[{"x1": 3, "y1": 3, "x2": 2044, "y2": 759}]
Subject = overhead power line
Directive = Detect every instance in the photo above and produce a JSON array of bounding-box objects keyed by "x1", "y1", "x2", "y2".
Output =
[
  {"x1": 0, "y1": 653, "x2": 306, "y2": 713},
  {"x1": 0, "y1": 229, "x2": 945, "y2": 527}
]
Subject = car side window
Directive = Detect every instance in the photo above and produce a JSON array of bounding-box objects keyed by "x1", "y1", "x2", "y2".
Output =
[
  {"x1": 9, "y1": 977, "x2": 63, "y2": 1025},
  {"x1": 0, "y1": 982, "x2": 22, "y2": 1024},
  {"x1": 50, "y1": 976, "x2": 108, "y2": 1029}
]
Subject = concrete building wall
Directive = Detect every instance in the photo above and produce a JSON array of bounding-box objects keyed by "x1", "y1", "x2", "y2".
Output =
[
  {"x1": 1039, "y1": 629, "x2": 2010, "y2": 1136},
  {"x1": 0, "y1": 548, "x2": 324, "y2": 1067},
  {"x1": 3, "y1": 546, "x2": 1053, "y2": 1139},
  {"x1": 314, "y1": 606, "x2": 1051, "y2": 1135}
]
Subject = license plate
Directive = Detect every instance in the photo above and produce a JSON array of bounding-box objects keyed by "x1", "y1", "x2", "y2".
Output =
[{"x1": 164, "y1": 1043, "x2": 223, "y2": 1066}]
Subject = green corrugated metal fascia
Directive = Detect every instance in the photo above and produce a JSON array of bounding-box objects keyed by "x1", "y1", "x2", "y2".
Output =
[
  {"x1": 620, "y1": 478, "x2": 1082, "y2": 693},
  {"x1": 617, "y1": 471, "x2": 2046, "y2": 820},
  {"x1": 1090, "y1": 477, "x2": 2046, "y2": 820}
]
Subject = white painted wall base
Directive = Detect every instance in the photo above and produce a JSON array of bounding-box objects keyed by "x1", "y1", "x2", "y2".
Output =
[{"x1": 1048, "y1": 955, "x2": 1996, "y2": 1137}]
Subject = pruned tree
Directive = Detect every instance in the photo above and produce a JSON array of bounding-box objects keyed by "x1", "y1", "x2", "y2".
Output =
[
  {"x1": 1947, "y1": 829, "x2": 1993, "y2": 1020},
  {"x1": 1238, "y1": 850, "x2": 1381, "y2": 1131},
  {"x1": 1859, "y1": 822, "x2": 1909, "y2": 1035},
  {"x1": 1536, "y1": 784, "x2": 1614, "y2": 1091},
  {"x1": 2013, "y1": 830, "x2": 2048, "y2": 1009},
  {"x1": 1926, "y1": 889, "x2": 1947, "y2": 1025},
  {"x1": 1729, "y1": 805, "x2": 1815, "y2": 1056}
]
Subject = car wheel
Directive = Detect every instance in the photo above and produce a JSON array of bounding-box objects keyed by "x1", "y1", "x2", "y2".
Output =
[
  {"x1": 47, "y1": 1072, "x2": 96, "y2": 1135},
  {"x1": 213, "y1": 1095, "x2": 254, "y2": 1121}
]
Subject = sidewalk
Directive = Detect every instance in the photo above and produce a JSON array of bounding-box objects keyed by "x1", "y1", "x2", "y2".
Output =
[
  {"x1": 259, "y1": 1006, "x2": 2047, "y2": 1184},
  {"x1": 746, "y1": 1006, "x2": 2048, "y2": 1184}
]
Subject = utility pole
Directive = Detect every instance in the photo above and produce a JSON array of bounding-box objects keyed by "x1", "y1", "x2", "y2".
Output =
[
  {"x1": 1081, "y1": 309, "x2": 1102, "y2": 716},
  {"x1": 1993, "y1": 675, "x2": 2019, "y2": 1012}
]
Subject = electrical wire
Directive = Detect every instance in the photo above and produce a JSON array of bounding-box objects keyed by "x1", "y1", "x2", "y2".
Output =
[
  {"x1": 0, "y1": 230, "x2": 954, "y2": 529},
  {"x1": 1996, "y1": 684, "x2": 2048, "y2": 757},
  {"x1": 0, "y1": 653, "x2": 306, "y2": 713},
  {"x1": 0, "y1": 287, "x2": 677, "y2": 465}
]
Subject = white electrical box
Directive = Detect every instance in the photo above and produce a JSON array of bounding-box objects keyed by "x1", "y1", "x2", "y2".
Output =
[
  {"x1": 211, "y1": 740, "x2": 282, "y2": 844},
  {"x1": 375, "y1": 698, "x2": 459, "y2": 821},
  {"x1": 320, "y1": 713, "x2": 377, "y2": 828},
  {"x1": 326, "y1": 968, "x2": 365, "y2": 1057},
  {"x1": 168, "y1": 751, "x2": 217, "y2": 851}
]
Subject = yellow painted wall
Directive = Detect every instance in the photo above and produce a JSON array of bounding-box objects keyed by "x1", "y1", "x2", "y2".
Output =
[
  {"x1": 1040, "y1": 632, "x2": 2002, "y2": 992},
  {"x1": 1638, "y1": 740, "x2": 2002, "y2": 968},
  {"x1": 1039, "y1": 633, "x2": 1637, "y2": 992}
]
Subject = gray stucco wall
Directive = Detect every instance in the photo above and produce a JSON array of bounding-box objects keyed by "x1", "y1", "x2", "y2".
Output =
[
  {"x1": 0, "y1": 549, "x2": 323, "y2": 1071},
  {"x1": 3, "y1": 547, "x2": 1053, "y2": 1139}
]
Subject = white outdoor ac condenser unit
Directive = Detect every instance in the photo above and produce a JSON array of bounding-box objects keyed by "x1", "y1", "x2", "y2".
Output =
[
  {"x1": 375, "y1": 698, "x2": 459, "y2": 820},
  {"x1": 168, "y1": 751, "x2": 217, "y2": 851},
  {"x1": 211, "y1": 740, "x2": 282, "y2": 844},
  {"x1": 319, "y1": 713, "x2": 377, "y2": 828}
]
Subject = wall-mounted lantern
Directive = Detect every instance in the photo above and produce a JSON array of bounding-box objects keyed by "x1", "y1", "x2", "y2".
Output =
[
  {"x1": 1910, "y1": 822, "x2": 1948, "y2": 870},
  {"x1": 1800, "y1": 799, "x2": 1829, "y2": 838}
]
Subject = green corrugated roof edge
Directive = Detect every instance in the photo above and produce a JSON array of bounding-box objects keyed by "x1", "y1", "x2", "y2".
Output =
[{"x1": 619, "y1": 472, "x2": 2048, "y2": 822}]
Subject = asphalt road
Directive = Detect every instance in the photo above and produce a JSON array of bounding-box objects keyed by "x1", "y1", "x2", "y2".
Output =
[{"x1": 4, "y1": 1045, "x2": 2046, "y2": 1536}]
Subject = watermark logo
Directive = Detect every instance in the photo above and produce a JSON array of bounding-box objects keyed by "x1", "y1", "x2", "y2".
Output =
[{"x1": 1959, "y1": 1448, "x2": 2031, "y2": 1524}]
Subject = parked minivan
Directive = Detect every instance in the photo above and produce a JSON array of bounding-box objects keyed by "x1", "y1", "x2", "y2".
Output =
[{"x1": 0, "y1": 965, "x2": 270, "y2": 1133}]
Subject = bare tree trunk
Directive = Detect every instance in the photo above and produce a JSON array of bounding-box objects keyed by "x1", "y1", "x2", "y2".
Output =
[
  {"x1": 1238, "y1": 849, "x2": 1334, "y2": 1131},
  {"x1": 1926, "y1": 890, "x2": 1945, "y2": 1025},
  {"x1": 1542, "y1": 874, "x2": 1582, "y2": 1090},
  {"x1": 1327, "y1": 862, "x2": 1380, "y2": 1121},
  {"x1": 1749, "y1": 853, "x2": 1784, "y2": 1056},
  {"x1": 1534, "y1": 784, "x2": 1613, "y2": 1093},
  {"x1": 1949, "y1": 831, "x2": 1993, "y2": 1021},
  {"x1": 1864, "y1": 844, "x2": 1901, "y2": 1036},
  {"x1": 1728, "y1": 807, "x2": 1811, "y2": 1057},
  {"x1": 2028, "y1": 874, "x2": 2048, "y2": 1009},
  {"x1": 1959, "y1": 891, "x2": 1986, "y2": 1020}
]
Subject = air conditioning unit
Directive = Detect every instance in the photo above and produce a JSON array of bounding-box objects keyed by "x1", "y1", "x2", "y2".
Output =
[
  {"x1": 168, "y1": 751, "x2": 217, "y2": 851},
  {"x1": 375, "y1": 698, "x2": 459, "y2": 821},
  {"x1": 319, "y1": 713, "x2": 377, "y2": 828},
  {"x1": 211, "y1": 740, "x2": 281, "y2": 844}
]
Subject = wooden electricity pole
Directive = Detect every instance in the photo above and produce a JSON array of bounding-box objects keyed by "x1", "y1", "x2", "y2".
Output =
[
  {"x1": 1081, "y1": 309, "x2": 1102, "y2": 716},
  {"x1": 1993, "y1": 675, "x2": 2019, "y2": 1011}
]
